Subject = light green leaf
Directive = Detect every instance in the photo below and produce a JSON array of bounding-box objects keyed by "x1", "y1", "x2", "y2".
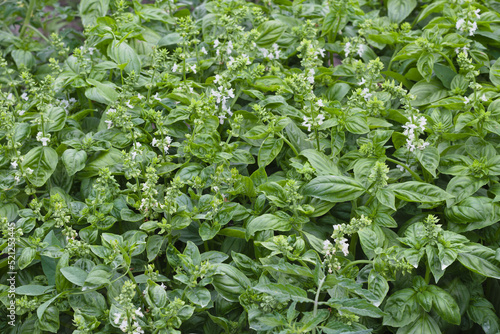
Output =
[
  {"x1": 303, "y1": 176, "x2": 365, "y2": 203},
  {"x1": 62, "y1": 149, "x2": 87, "y2": 176},
  {"x1": 388, "y1": 181, "x2": 453, "y2": 203},
  {"x1": 21, "y1": 146, "x2": 59, "y2": 187}
]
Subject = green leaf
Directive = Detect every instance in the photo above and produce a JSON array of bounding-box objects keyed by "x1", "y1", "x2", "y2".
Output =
[
  {"x1": 427, "y1": 285, "x2": 461, "y2": 325},
  {"x1": 457, "y1": 245, "x2": 500, "y2": 279},
  {"x1": 38, "y1": 305, "x2": 60, "y2": 333},
  {"x1": 303, "y1": 176, "x2": 365, "y2": 203},
  {"x1": 414, "y1": 147, "x2": 439, "y2": 178},
  {"x1": 490, "y1": 57, "x2": 500, "y2": 87},
  {"x1": 253, "y1": 283, "x2": 311, "y2": 303},
  {"x1": 186, "y1": 286, "x2": 211, "y2": 307},
  {"x1": 120, "y1": 208, "x2": 144, "y2": 222},
  {"x1": 300, "y1": 149, "x2": 340, "y2": 176},
  {"x1": 62, "y1": 149, "x2": 87, "y2": 176},
  {"x1": 79, "y1": 0, "x2": 110, "y2": 26},
  {"x1": 45, "y1": 107, "x2": 67, "y2": 132},
  {"x1": 327, "y1": 298, "x2": 385, "y2": 318},
  {"x1": 246, "y1": 214, "x2": 291, "y2": 239},
  {"x1": 387, "y1": 0, "x2": 417, "y2": 23},
  {"x1": 445, "y1": 176, "x2": 488, "y2": 207},
  {"x1": 417, "y1": 53, "x2": 435, "y2": 82},
  {"x1": 258, "y1": 137, "x2": 283, "y2": 168},
  {"x1": 60, "y1": 266, "x2": 88, "y2": 286},
  {"x1": 21, "y1": 146, "x2": 58, "y2": 187},
  {"x1": 15, "y1": 285, "x2": 54, "y2": 296},
  {"x1": 107, "y1": 40, "x2": 141, "y2": 74},
  {"x1": 445, "y1": 197, "x2": 497, "y2": 232},
  {"x1": 409, "y1": 79, "x2": 448, "y2": 107},
  {"x1": 345, "y1": 116, "x2": 370, "y2": 134},
  {"x1": 18, "y1": 247, "x2": 36, "y2": 269},
  {"x1": 146, "y1": 235, "x2": 164, "y2": 261},
  {"x1": 388, "y1": 181, "x2": 453, "y2": 203},
  {"x1": 256, "y1": 21, "x2": 286, "y2": 47},
  {"x1": 213, "y1": 263, "x2": 251, "y2": 302},
  {"x1": 398, "y1": 313, "x2": 441, "y2": 334}
]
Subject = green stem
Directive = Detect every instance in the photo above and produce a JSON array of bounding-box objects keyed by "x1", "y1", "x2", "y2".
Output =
[
  {"x1": 437, "y1": 51, "x2": 457, "y2": 73},
  {"x1": 27, "y1": 24, "x2": 49, "y2": 42},
  {"x1": 313, "y1": 277, "x2": 325, "y2": 317},
  {"x1": 127, "y1": 270, "x2": 148, "y2": 306},
  {"x1": 340, "y1": 260, "x2": 373, "y2": 274},
  {"x1": 20, "y1": 0, "x2": 36, "y2": 38},
  {"x1": 386, "y1": 157, "x2": 424, "y2": 182},
  {"x1": 278, "y1": 133, "x2": 299, "y2": 157}
]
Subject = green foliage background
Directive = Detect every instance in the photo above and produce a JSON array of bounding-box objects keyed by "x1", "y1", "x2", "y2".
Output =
[{"x1": 1, "y1": 0, "x2": 500, "y2": 333}]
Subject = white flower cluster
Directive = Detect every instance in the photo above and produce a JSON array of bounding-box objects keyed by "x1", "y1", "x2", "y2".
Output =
[
  {"x1": 456, "y1": 9, "x2": 480, "y2": 36},
  {"x1": 455, "y1": 46, "x2": 469, "y2": 55},
  {"x1": 211, "y1": 85, "x2": 235, "y2": 122},
  {"x1": 130, "y1": 142, "x2": 142, "y2": 160},
  {"x1": 301, "y1": 114, "x2": 324, "y2": 132},
  {"x1": 36, "y1": 132, "x2": 50, "y2": 146},
  {"x1": 402, "y1": 115, "x2": 429, "y2": 152},
  {"x1": 344, "y1": 41, "x2": 364, "y2": 57},
  {"x1": 307, "y1": 69, "x2": 315, "y2": 85},
  {"x1": 258, "y1": 43, "x2": 281, "y2": 60},
  {"x1": 151, "y1": 136, "x2": 173, "y2": 154},
  {"x1": 113, "y1": 309, "x2": 144, "y2": 334}
]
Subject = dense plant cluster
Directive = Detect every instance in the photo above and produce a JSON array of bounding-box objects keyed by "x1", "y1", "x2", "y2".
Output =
[{"x1": 1, "y1": 0, "x2": 500, "y2": 333}]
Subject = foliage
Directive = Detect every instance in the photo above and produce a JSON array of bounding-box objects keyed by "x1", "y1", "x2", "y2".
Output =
[{"x1": 1, "y1": 0, "x2": 500, "y2": 333}]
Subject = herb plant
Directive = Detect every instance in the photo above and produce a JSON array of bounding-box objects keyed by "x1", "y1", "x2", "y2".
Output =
[{"x1": 1, "y1": 0, "x2": 500, "y2": 333}]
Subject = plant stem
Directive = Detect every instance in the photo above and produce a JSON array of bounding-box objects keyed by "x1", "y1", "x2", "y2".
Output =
[
  {"x1": 20, "y1": 0, "x2": 36, "y2": 38},
  {"x1": 278, "y1": 133, "x2": 299, "y2": 157},
  {"x1": 340, "y1": 260, "x2": 372, "y2": 274},
  {"x1": 313, "y1": 277, "x2": 325, "y2": 317},
  {"x1": 386, "y1": 157, "x2": 424, "y2": 182}
]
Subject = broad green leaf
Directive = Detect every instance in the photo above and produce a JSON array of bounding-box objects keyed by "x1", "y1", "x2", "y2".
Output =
[
  {"x1": 409, "y1": 79, "x2": 448, "y2": 107},
  {"x1": 427, "y1": 285, "x2": 461, "y2": 325},
  {"x1": 490, "y1": 57, "x2": 500, "y2": 87},
  {"x1": 398, "y1": 313, "x2": 441, "y2": 334},
  {"x1": 107, "y1": 40, "x2": 141, "y2": 74},
  {"x1": 300, "y1": 149, "x2": 340, "y2": 176},
  {"x1": 45, "y1": 107, "x2": 67, "y2": 132},
  {"x1": 303, "y1": 176, "x2": 365, "y2": 203},
  {"x1": 327, "y1": 298, "x2": 385, "y2": 318},
  {"x1": 60, "y1": 266, "x2": 88, "y2": 286},
  {"x1": 388, "y1": 181, "x2": 453, "y2": 203},
  {"x1": 253, "y1": 283, "x2": 311, "y2": 302},
  {"x1": 186, "y1": 286, "x2": 211, "y2": 307},
  {"x1": 246, "y1": 214, "x2": 291, "y2": 239},
  {"x1": 21, "y1": 146, "x2": 59, "y2": 187},
  {"x1": 256, "y1": 21, "x2": 286, "y2": 47},
  {"x1": 212, "y1": 264, "x2": 251, "y2": 302},
  {"x1": 415, "y1": 146, "x2": 439, "y2": 178},
  {"x1": 387, "y1": 0, "x2": 417, "y2": 23},
  {"x1": 18, "y1": 247, "x2": 36, "y2": 269},
  {"x1": 258, "y1": 137, "x2": 283, "y2": 167},
  {"x1": 417, "y1": 53, "x2": 435, "y2": 82},
  {"x1": 457, "y1": 245, "x2": 500, "y2": 279},
  {"x1": 15, "y1": 285, "x2": 54, "y2": 296},
  {"x1": 79, "y1": 0, "x2": 110, "y2": 26},
  {"x1": 62, "y1": 149, "x2": 87, "y2": 176}
]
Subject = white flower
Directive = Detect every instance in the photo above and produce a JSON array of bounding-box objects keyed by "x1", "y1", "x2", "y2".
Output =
[
  {"x1": 323, "y1": 239, "x2": 331, "y2": 251},
  {"x1": 316, "y1": 99, "x2": 324, "y2": 107},
  {"x1": 396, "y1": 164, "x2": 405, "y2": 172},
  {"x1": 218, "y1": 114, "x2": 227, "y2": 124},
  {"x1": 337, "y1": 237, "x2": 349, "y2": 256},
  {"x1": 69, "y1": 97, "x2": 77, "y2": 103},
  {"x1": 455, "y1": 46, "x2": 469, "y2": 55},
  {"x1": 272, "y1": 43, "x2": 279, "y2": 50},
  {"x1": 302, "y1": 116, "x2": 312, "y2": 132},
  {"x1": 120, "y1": 319, "x2": 128, "y2": 332},
  {"x1": 333, "y1": 224, "x2": 341, "y2": 231},
  {"x1": 214, "y1": 39, "x2": 220, "y2": 48},
  {"x1": 418, "y1": 116, "x2": 427, "y2": 131},
  {"x1": 214, "y1": 74, "x2": 221, "y2": 84},
  {"x1": 190, "y1": 64, "x2": 197, "y2": 74},
  {"x1": 227, "y1": 41, "x2": 233, "y2": 54},
  {"x1": 135, "y1": 308, "x2": 144, "y2": 317},
  {"x1": 344, "y1": 42, "x2": 351, "y2": 57},
  {"x1": 14, "y1": 176, "x2": 20, "y2": 183},
  {"x1": 11, "y1": 161, "x2": 18, "y2": 169},
  {"x1": 464, "y1": 96, "x2": 470, "y2": 104},
  {"x1": 227, "y1": 88, "x2": 235, "y2": 98},
  {"x1": 227, "y1": 56, "x2": 235, "y2": 67},
  {"x1": 480, "y1": 94, "x2": 487, "y2": 101},
  {"x1": 18, "y1": 110, "x2": 25, "y2": 116},
  {"x1": 88, "y1": 47, "x2": 96, "y2": 55},
  {"x1": 357, "y1": 44, "x2": 364, "y2": 57},
  {"x1": 474, "y1": 9, "x2": 481, "y2": 19},
  {"x1": 361, "y1": 88, "x2": 372, "y2": 101},
  {"x1": 160, "y1": 282, "x2": 167, "y2": 289},
  {"x1": 21, "y1": 92, "x2": 28, "y2": 101},
  {"x1": 153, "y1": 92, "x2": 161, "y2": 101},
  {"x1": 418, "y1": 141, "x2": 430, "y2": 150},
  {"x1": 107, "y1": 108, "x2": 116, "y2": 114},
  {"x1": 40, "y1": 137, "x2": 50, "y2": 146},
  {"x1": 307, "y1": 69, "x2": 315, "y2": 84},
  {"x1": 318, "y1": 48, "x2": 326, "y2": 57},
  {"x1": 172, "y1": 63, "x2": 178, "y2": 72},
  {"x1": 456, "y1": 18, "x2": 465, "y2": 30},
  {"x1": 105, "y1": 120, "x2": 113, "y2": 129},
  {"x1": 469, "y1": 21, "x2": 477, "y2": 36},
  {"x1": 137, "y1": 93, "x2": 144, "y2": 100},
  {"x1": 358, "y1": 78, "x2": 366, "y2": 86},
  {"x1": 242, "y1": 54, "x2": 251, "y2": 65},
  {"x1": 7, "y1": 93, "x2": 12, "y2": 100},
  {"x1": 406, "y1": 138, "x2": 416, "y2": 152},
  {"x1": 213, "y1": 186, "x2": 219, "y2": 192},
  {"x1": 316, "y1": 114, "x2": 325, "y2": 126},
  {"x1": 216, "y1": 49, "x2": 220, "y2": 56},
  {"x1": 26, "y1": 167, "x2": 33, "y2": 174},
  {"x1": 113, "y1": 313, "x2": 121, "y2": 325},
  {"x1": 200, "y1": 46, "x2": 208, "y2": 55},
  {"x1": 126, "y1": 100, "x2": 134, "y2": 109},
  {"x1": 152, "y1": 138, "x2": 158, "y2": 147}
]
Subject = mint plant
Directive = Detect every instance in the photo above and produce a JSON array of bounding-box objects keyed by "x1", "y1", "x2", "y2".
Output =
[{"x1": 1, "y1": 0, "x2": 500, "y2": 333}]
